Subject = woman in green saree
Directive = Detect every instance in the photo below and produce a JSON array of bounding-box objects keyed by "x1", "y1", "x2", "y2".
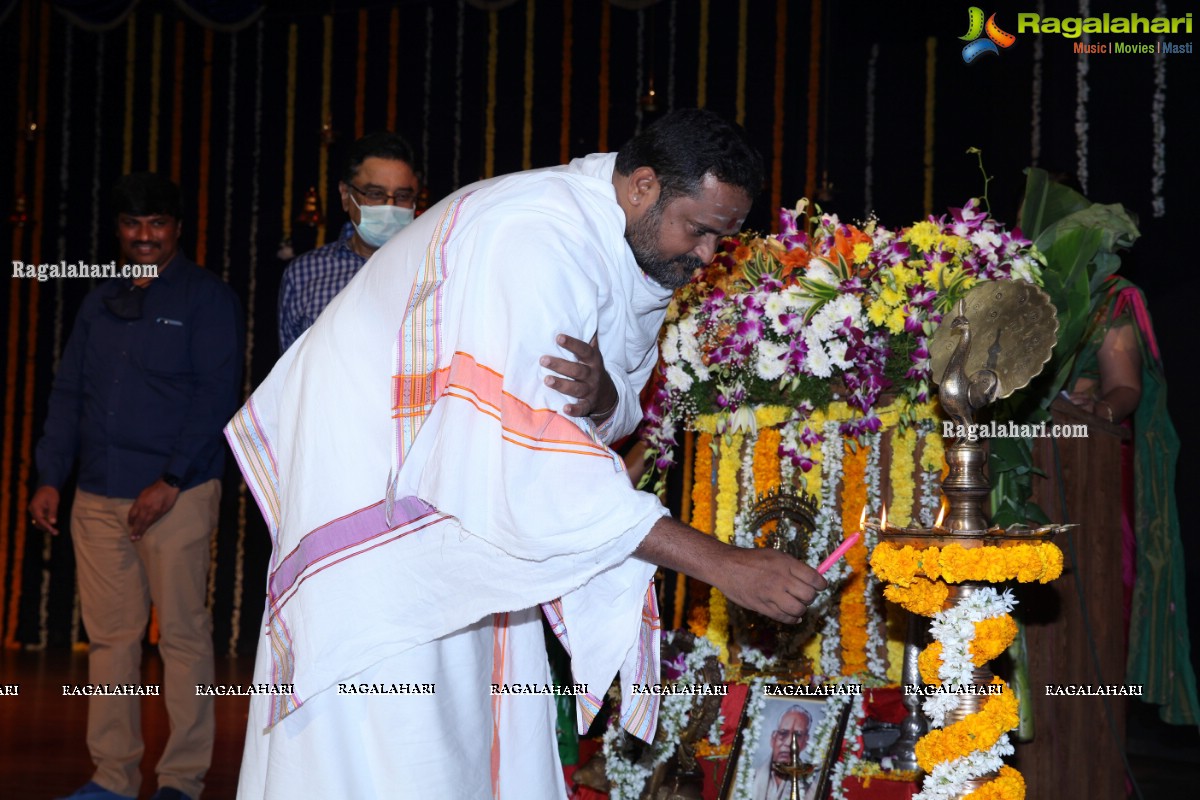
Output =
[{"x1": 1068, "y1": 276, "x2": 1200, "y2": 726}]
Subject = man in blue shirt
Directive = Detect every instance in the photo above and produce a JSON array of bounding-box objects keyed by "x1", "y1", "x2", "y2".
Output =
[
  {"x1": 277, "y1": 132, "x2": 419, "y2": 352},
  {"x1": 30, "y1": 173, "x2": 242, "y2": 800}
]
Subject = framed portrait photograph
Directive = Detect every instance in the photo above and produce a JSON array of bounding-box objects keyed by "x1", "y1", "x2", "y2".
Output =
[{"x1": 723, "y1": 688, "x2": 836, "y2": 800}]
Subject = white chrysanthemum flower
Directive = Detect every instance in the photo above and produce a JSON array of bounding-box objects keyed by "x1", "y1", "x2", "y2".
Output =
[
  {"x1": 805, "y1": 336, "x2": 833, "y2": 377},
  {"x1": 830, "y1": 293, "x2": 862, "y2": 322},
  {"x1": 755, "y1": 340, "x2": 789, "y2": 381},
  {"x1": 827, "y1": 339, "x2": 851, "y2": 369},
  {"x1": 807, "y1": 260, "x2": 838, "y2": 287},
  {"x1": 764, "y1": 292, "x2": 788, "y2": 319},
  {"x1": 808, "y1": 308, "x2": 836, "y2": 340},
  {"x1": 665, "y1": 364, "x2": 693, "y2": 393},
  {"x1": 660, "y1": 326, "x2": 680, "y2": 364}
]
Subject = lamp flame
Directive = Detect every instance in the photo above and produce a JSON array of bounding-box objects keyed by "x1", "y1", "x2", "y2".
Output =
[
  {"x1": 880, "y1": 504, "x2": 888, "y2": 531},
  {"x1": 934, "y1": 500, "x2": 947, "y2": 529}
]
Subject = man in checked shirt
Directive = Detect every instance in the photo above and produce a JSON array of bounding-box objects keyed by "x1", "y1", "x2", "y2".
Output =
[{"x1": 277, "y1": 132, "x2": 420, "y2": 353}]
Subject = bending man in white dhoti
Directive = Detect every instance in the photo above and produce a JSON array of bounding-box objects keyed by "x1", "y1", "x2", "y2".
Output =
[{"x1": 226, "y1": 108, "x2": 827, "y2": 799}]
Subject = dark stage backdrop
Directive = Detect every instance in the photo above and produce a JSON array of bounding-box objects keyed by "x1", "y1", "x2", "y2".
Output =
[{"x1": 1, "y1": 0, "x2": 1196, "y2": 658}]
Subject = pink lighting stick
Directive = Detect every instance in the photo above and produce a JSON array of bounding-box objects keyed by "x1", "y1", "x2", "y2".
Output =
[{"x1": 817, "y1": 532, "x2": 862, "y2": 575}]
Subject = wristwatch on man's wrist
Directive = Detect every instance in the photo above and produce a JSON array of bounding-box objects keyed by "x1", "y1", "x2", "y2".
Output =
[{"x1": 161, "y1": 472, "x2": 182, "y2": 489}]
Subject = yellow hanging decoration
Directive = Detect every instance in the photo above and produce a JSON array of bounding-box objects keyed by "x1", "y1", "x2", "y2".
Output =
[{"x1": 839, "y1": 442, "x2": 869, "y2": 675}]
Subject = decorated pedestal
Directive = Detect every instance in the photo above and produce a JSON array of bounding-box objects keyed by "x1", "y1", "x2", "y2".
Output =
[
  {"x1": 867, "y1": 280, "x2": 1068, "y2": 800},
  {"x1": 594, "y1": 199, "x2": 1070, "y2": 800}
]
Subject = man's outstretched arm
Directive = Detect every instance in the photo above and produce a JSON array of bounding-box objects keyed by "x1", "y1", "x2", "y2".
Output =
[{"x1": 635, "y1": 516, "x2": 828, "y2": 624}]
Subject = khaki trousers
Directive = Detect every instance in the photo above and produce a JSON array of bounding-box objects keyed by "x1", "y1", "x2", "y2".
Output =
[{"x1": 71, "y1": 480, "x2": 219, "y2": 799}]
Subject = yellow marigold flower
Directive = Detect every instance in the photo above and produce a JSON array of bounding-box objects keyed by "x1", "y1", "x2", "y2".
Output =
[
  {"x1": 918, "y1": 642, "x2": 943, "y2": 685},
  {"x1": 868, "y1": 299, "x2": 889, "y2": 326},
  {"x1": 880, "y1": 286, "x2": 904, "y2": 306},
  {"x1": 887, "y1": 307, "x2": 907, "y2": 335},
  {"x1": 892, "y1": 264, "x2": 918, "y2": 289},
  {"x1": 962, "y1": 765, "x2": 1026, "y2": 800},
  {"x1": 920, "y1": 546, "x2": 943, "y2": 581},
  {"x1": 870, "y1": 544, "x2": 921, "y2": 586},
  {"x1": 906, "y1": 221, "x2": 941, "y2": 251},
  {"x1": 944, "y1": 235, "x2": 973, "y2": 256},
  {"x1": 853, "y1": 241, "x2": 872, "y2": 264},
  {"x1": 882, "y1": 576, "x2": 948, "y2": 617},
  {"x1": 971, "y1": 613, "x2": 1018, "y2": 664}
]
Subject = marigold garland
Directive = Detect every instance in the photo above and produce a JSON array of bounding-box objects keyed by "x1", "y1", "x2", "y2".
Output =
[
  {"x1": 752, "y1": 426, "x2": 781, "y2": 497},
  {"x1": 708, "y1": 587, "x2": 729, "y2": 662},
  {"x1": 871, "y1": 542, "x2": 1064, "y2": 586},
  {"x1": 961, "y1": 765, "x2": 1026, "y2": 800},
  {"x1": 883, "y1": 576, "x2": 949, "y2": 617},
  {"x1": 715, "y1": 433, "x2": 743, "y2": 546},
  {"x1": 888, "y1": 426, "x2": 917, "y2": 526},
  {"x1": 691, "y1": 433, "x2": 714, "y2": 535},
  {"x1": 840, "y1": 442, "x2": 869, "y2": 675},
  {"x1": 914, "y1": 679, "x2": 1019, "y2": 773},
  {"x1": 918, "y1": 614, "x2": 1019, "y2": 685}
]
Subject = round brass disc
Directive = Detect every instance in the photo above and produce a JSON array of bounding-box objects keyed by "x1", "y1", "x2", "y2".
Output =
[{"x1": 929, "y1": 281, "x2": 1059, "y2": 400}]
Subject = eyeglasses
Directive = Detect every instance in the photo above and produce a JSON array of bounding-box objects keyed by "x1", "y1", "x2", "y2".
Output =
[
  {"x1": 771, "y1": 729, "x2": 809, "y2": 740},
  {"x1": 346, "y1": 183, "x2": 417, "y2": 207}
]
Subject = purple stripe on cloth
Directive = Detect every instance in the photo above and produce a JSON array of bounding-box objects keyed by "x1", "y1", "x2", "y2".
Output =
[{"x1": 269, "y1": 495, "x2": 437, "y2": 602}]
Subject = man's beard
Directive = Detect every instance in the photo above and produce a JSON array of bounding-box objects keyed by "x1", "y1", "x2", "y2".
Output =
[{"x1": 625, "y1": 198, "x2": 705, "y2": 289}]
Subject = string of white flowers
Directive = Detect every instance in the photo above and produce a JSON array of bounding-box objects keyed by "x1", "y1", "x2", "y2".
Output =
[
  {"x1": 777, "y1": 412, "x2": 796, "y2": 489},
  {"x1": 1151, "y1": 0, "x2": 1167, "y2": 218},
  {"x1": 1030, "y1": 0, "x2": 1044, "y2": 166},
  {"x1": 863, "y1": 432, "x2": 888, "y2": 679},
  {"x1": 815, "y1": 420, "x2": 846, "y2": 678},
  {"x1": 603, "y1": 633, "x2": 725, "y2": 800},
  {"x1": 917, "y1": 422, "x2": 941, "y2": 527},
  {"x1": 741, "y1": 430, "x2": 757, "y2": 508},
  {"x1": 914, "y1": 734, "x2": 1014, "y2": 800},
  {"x1": 922, "y1": 587, "x2": 1016, "y2": 727},
  {"x1": 1074, "y1": 0, "x2": 1091, "y2": 195},
  {"x1": 813, "y1": 694, "x2": 866, "y2": 800},
  {"x1": 730, "y1": 677, "x2": 769, "y2": 800},
  {"x1": 863, "y1": 42, "x2": 878, "y2": 217}
]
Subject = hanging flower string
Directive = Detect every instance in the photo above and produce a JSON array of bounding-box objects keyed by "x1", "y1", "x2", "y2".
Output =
[{"x1": 839, "y1": 443, "x2": 869, "y2": 675}]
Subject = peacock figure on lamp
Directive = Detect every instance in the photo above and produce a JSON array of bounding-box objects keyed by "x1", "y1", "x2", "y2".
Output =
[{"x1": 868, "y1": 280, "x2": 1070, "y2": 800}]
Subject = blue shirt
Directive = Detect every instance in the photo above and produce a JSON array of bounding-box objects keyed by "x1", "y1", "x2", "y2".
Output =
[
  {"x1": 277, "y1": 223, "x2": 366, "y2": 352},
  {"x1": 35, "y1": 255, "x2": 243, "y2": 498}
]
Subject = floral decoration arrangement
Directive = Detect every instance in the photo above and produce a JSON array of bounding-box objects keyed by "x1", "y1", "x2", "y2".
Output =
[
  {"x1": 867, "y1": 543, "x2": 1063, "y2": 800},
  {"x1": 641, "y1": 197, "x2": 1044, "y2": 488}
]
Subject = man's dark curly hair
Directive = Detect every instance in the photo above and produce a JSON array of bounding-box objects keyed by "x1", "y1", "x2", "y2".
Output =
[
  {"x1": 111, "y1": 172, "x2": 182, "y2": 220},
  {"x1": 342, "y1": 132, "x2": 417, "y2": 183},
  {"x1": 614, "y1": 108, "x2": 763, "y2": 202}
]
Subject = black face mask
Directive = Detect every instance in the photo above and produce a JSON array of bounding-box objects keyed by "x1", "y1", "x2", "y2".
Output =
[{"x1": 103, "y1": 284, "x2": 147, "y2": 320}]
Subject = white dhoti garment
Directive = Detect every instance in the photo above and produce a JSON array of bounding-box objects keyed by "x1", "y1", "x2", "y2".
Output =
[{"x1": 227, "y1": 153, "x2": 674, "y2": 798}]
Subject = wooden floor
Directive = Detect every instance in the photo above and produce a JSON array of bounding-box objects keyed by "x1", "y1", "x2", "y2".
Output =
[{"x1": 0, "y1": 649, "x2": 252, "y2": 799}]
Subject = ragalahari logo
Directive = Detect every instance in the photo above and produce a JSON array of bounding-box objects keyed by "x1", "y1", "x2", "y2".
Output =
[{"x1": 960, "y1": 7, "x2": 1017, "y2": 62}]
